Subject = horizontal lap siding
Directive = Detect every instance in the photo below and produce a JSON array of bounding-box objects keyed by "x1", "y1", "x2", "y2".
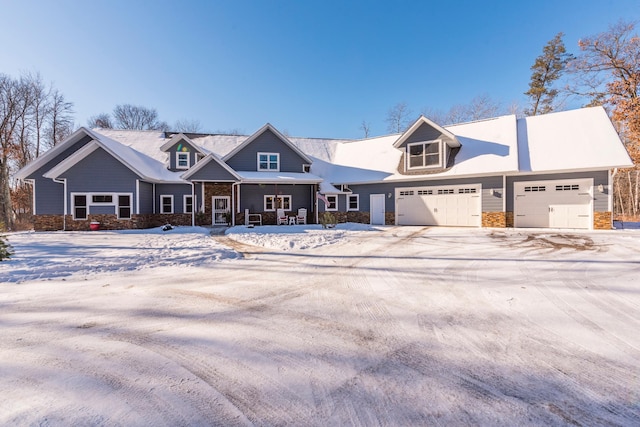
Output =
[
  {"x1": 240, "y1": 184, "x2": 313, "y2": 212},
  {"x1": 61, "y1": 147, "x2": 140, "y2": 213},
  {"x1": 155, "y1": 183, "x2": 192, "y2": 213},
  {"x1": 506, "y1": 171, "x2": 609, "y2": 211},
  {"x1": 166, "y1": 140, "x2": 198, "y2": 171},
  {"x1": 226, "y1": 129, "x2": 307, "y2": 172},
  {"x1": 29, "y1": 135, "x2": 94, "y2": 215},
  {"x1": 347, "y1": 176, "x2": 504, "y2": 213},
  {"x1": 139, "y1": 182, "x2": 154, "y2": 214},
  {"x1": 187, "y1": 160, "x2": 238, "y2": 181}
]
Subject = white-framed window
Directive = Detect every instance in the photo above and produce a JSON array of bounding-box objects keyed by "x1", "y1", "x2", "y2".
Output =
[
  {"x1": 325, "y1": 195, "x2": 338, "y2": 211},
  {"x1": 71, "y1": 192, "x2": 133, "y2": 220},
  {"x1": 347, "y1": 194, "x2": 359, "y2": 211},
  {"x1": 118, "y1": 195, "x2": 131, "y2": 219},
  {"x1": 160, "y1": 195, "x2": 174, "y2": 214},
  {"x1": 407, "y1": 140, "x2": 442, "y2": 170},
  {"x1": 176, "y1": 152, "x2": 190, "y2": 169},
  {"x1": 264, "y1": 195, "x2": 291, "y2": 211},
  {"x1": 73, "y1": 194, "x2": 87, "y2": 219},
  {"x1": 183, "y1": 195, "x2": 193, "y2": 214},
  {"x1": 258, "y1": 152, "x2": 280, "y2": 171}
]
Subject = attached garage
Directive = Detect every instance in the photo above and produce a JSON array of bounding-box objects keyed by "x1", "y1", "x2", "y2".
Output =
[
  {"x1": 514, "y1": 178, "x2": 593, "y2": 229},
  {"x1": 396, "y1": 184, "x2": 481, "y2": 226}
]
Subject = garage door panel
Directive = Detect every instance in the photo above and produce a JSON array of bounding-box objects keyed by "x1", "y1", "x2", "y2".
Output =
[
  {"x1": 514, "y1": 179, "x2": 592, "y2": 229},
  {"x1": 396, "y1": 185, "x2": 481, "y2": 227}
]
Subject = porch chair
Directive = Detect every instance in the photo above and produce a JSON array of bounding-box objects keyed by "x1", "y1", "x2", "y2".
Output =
[
  {"x1": 296, "y1": 208, "x2": 307, "y2": 225},
  {"x1": 276, "y1": 208, "x2": 288, "y2": 225}
]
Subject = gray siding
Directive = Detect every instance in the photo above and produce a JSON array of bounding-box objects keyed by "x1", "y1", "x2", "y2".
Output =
[
  {"x1": 402, "y1": 123, "x2": 446, "y2": 147},
  {"x1": 506, "y1": 171, "x2": 609, "y2": 211},
  {"x1": 187, "y1": 159, "x2": 238, "y2": 181},
  {"x1": 240, "y1": 184, "x2": 314, "y2": 213},
  {"x1": 342, "y1": 176, "x2": 504, "y2": 213},
  {"x1": 61, "y1": 147, "x2": 140, "y2": 212},
  {"x1": 155, "y1": 183, "x2": 192, "y2": 213},
  {"x1": 226, "y1": 129, "x2": 307, "y2": 172},
  {"x1": 139, "y1": 181, "x2": 154, "y2": 214},
  {"x1": 166, "y1": 139, "x2": 199, "y2": 171},
  {"x1": 29, "y1": 135, "x2": 93, "y2": 215}
]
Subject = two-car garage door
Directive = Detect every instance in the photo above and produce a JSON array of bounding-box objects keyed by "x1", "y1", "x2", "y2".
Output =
[
  {"x1": 514, "y1": 178, "x2": 593, "y2": 229},
  {"x1": 396, "y1": 185, "x2": 481, "y2": 226}
]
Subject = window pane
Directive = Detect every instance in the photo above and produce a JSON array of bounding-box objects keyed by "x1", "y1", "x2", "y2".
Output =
[
  {"x1": 75, "y1": 207, "x2": 87, "y2": 219},
  {"x1": 118, "y1": 195, "x2": 130, "y2": 207},
  {"x1": 119, "y1": 207, "x2": 131, "y2": 219},
  {"x1": 74, "y1": 195, "x2": 86, "y2": 207},
  {"x1": 425, "y1": 154, "x2": 439, "y2": 166},
  {"x1": 409, "y1": 145, "x2": 424, "y2": 156},
  {"x1": 425, "y1": 142, "x2": 439, "y2": 154},
  {"x1": 409, "y1": 156, "x2": 424, "y2": 168},
  {"x1": 185, "y1": 196, "x2": 193, "y2": 213},
  {"x1": 92, "y1": 195, "x2": 113, "y2": 203}
]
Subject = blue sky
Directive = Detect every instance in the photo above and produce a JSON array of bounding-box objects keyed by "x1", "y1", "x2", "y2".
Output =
[{"x1": 2, "y1": 0, "x2": 638, "y2": 138}]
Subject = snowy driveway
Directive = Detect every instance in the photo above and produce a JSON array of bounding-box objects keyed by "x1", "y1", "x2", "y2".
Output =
[{"x1": 1, "y1": 226, "x2": 639, "y2": 425}]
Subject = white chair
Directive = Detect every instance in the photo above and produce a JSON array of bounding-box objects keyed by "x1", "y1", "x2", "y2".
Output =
[
  {"x1": 296, "y1": 208, "x2": 307, "y2": 224},
  {"x1": 276, "y1": 208, "x2": 288, "y2": 225}
]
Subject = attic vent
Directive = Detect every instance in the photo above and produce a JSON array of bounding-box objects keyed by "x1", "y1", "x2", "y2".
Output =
[{"x1": 302, "y1": 164, "x2": 311, "y2": 173}]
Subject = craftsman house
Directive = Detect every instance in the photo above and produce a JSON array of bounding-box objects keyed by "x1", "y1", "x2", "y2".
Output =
[{"x1": 16, "y1": 106, "x2": 633, "y2": 231}]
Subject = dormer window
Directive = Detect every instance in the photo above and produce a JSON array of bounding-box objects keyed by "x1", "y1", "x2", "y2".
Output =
[
  {"x1": 176, "y1": 152, "x2": 190, "y2": 169},
  {"x1": 258, "y1": 152, "x2": 279, "y2": 171},
  {"x1": 407, "y1": 140, "x2": 442, "y2": 170}
]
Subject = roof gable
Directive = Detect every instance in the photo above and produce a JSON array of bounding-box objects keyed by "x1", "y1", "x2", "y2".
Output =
[
  {"x1": 223, "y1": 123, "x2": 313, "y2": 166},
  {"x1": 160, "y1": 133, "x2": 205, "y2": 154},
  {"x1": 393, "y1": 116, "x2": 461, "y2": 149},
  {"x1": 181, "y1": 154, "x2": 241, "y2": 181}
]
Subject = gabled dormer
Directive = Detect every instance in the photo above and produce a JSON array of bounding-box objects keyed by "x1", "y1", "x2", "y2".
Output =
[
  {"x1": 393, "y1": 116, "x2": 461, "y2": 173},
  {"x1": 160, "y1": 133, "x2": 206, "y2": 172},
  {"x1": 223, "y1": 124, "x2": 313, "y2": 173}
]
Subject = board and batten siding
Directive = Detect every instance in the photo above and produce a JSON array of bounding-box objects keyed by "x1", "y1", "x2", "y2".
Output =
[
  {"x1": 505, "y1": 171, "x2": 609, "y2": 212},
  {"x1": 225, "y1": 129, "x2": 308, "y2": 172},
  {"x1": 60, "y1": 147, "x2": 140, "y2": 213}
]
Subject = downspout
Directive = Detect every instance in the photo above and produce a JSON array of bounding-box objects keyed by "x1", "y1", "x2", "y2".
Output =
[
  {"x1": 191, "y1": 182, "x2": 196, "y2": 227},
  {"x1": 152, "y1": 183, "x2": 156, "y2": 214},
  {"x1": 53, "y1": 178, "x2": 66, "y2": 231},
  {"x1": 610, "y1": 168, "x2": 618, "y2": 226}
]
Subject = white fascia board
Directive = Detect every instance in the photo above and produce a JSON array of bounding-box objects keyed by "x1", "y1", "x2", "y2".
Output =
[
  {"x1": 181, "y1": 154, "x2": 241, "y2": 181},
  {"x1": 15, "y1": 127, "x2": 94, "y2": 180},
  {"x1": 160, "y1": 133, "x2": 206, "y2": 154},
  {"x1": 393, "y1": 116, "x2": 461, "y2": 149},
  {"x1": 43, "y1": 142, "x2": 100, "y2": 179},
  {"x1": 223, "y1": 123, "x2": 314, "y2": 164}
]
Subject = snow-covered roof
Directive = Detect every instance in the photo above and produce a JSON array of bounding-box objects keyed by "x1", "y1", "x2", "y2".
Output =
[
  {"x1": 24, "y1": 107, "x2": 630, "y2": 187},
  {"x1": 517, "y1": 106, "x2": 633, "y2": 172}
]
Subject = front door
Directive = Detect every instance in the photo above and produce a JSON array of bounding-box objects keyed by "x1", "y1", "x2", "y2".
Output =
[
  {"x1": 370, "y1": 194, "x2": 385, "y2": 225},
  {"x1": 212, "y1": 196, "x2": 230, "y2": 225}
]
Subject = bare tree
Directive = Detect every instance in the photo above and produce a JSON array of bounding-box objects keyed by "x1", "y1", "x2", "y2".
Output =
[
  {"x1": 87, "y1": 113, "x2": 113, "y2": 129},
  {"x1": 46, "y1": 89, "x2": 74, "y2": 147},
  {"x1": 421, "y1": 94, "x2": 503, "y2": 125},
  {"x1": 173, "y1": 119, "x2": 202, "y2": 133},
  {"x1": 112, "y1": 104, "x2": 168, "y2": 130},
  {"x1": 385, "y1": 102, "x2": 413, "y2": 133},
  {"x1": 359, "y1": 120, "x2": 371, "y2": 138}
]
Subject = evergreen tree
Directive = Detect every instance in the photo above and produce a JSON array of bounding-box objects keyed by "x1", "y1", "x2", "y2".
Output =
[{"x1": 525, "y1": 32, "x2": 573, "y2": 116}]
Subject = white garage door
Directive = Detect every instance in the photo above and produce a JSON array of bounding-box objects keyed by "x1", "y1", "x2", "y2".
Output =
[
  {"x1": 396, "y1": 185, "x2": 481, "y2": 227},
  {"x1": 514, "y1": 178, "x2": 593, "y2": 229}
]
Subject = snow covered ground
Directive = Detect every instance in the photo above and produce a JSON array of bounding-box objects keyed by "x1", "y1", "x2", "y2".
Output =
[{"x1": 1, "y1": 224, "x2": 639, "y2": 425}]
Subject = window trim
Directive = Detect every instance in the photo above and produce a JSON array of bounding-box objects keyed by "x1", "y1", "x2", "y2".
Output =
[
  {"x1": 70, "y1": 192, "x2": 133, "y2": 220},
  {"x1": 176, "y1": 152, "x2": 190, "y2": 170},
  {"x1": 117, "y1": 194, "x2": 132, "y2": 219},
  {"x1": 347, "y1": 194, "x2": 359, "y2": 211},
  {"x1": 406, "y1": 139, "x2": 443, "y2": 170},
  {"x1": 160, "y1": 195, "x2": 174, "y2": 214},
  {"x1": 257, "y1": 152, "x2": 280, "y2": 171},
  {"x1": 263, "y1": 194, "x2": 292, "y2": 211},
  {"x1": 183, "y1": 194, "x2": 194, "y2": 214},
  {"x1": 325, "y1": 195, "x2": 338, "y2": 211}
]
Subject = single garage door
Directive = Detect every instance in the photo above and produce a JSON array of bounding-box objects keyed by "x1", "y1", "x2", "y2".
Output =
[
  {"x1": 396, "y1": 185, "x2": 481, "y2": 226},
  {"x1": 514, "y1": 178, "x2": 593, "y2": 229}
]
